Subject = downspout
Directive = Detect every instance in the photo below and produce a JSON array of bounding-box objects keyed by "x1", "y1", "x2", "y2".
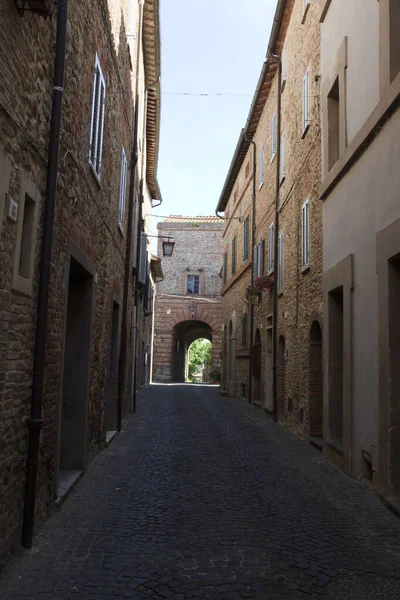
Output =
[
  {"x1": 117, "y1": 0, "x2": 144, "y2": 431},
  {"x1": 244, "y1": 133, "x2": 257, "y2": 404},
  {"x1": 271, "y1": 55, "x2": 282, "y2": 423},
  {"x1": 22, "y1": 0, "x2": 68, "y2": 549}
]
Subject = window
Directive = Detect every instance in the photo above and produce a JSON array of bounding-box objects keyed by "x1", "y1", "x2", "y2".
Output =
[
  {"x1": 259, "y1": 144, "x2": 264, "y2": 188},
  {"x1": 139, "y1": 232, "x2": 148, "y2": 284},
  {"x1": 302, "y1": 0, "x2": 310, "y2": 22},
  {"x1": 302, "y1": 199, "x2": 310, "y2": 270},
  {"x1": 223, "y1": 252, "x2": 227, "y2": 284},
  {"x1": 327, "y1": 77, "x2": 340, "y2": 170},
  {"x1": 257, "y1": 237, "x2": 265, "y2": 277},
  {"x1": 302, "y1": 66, "x2": 311, "y2": 136},
  {"x1": 241, "y1": 313, "x2": 248, "y2": 348},
  {"x1": 280, "y1": 133, "x2": 286, "y2": 183},
  {"x1": 231, "y1": 237, "x2": 236, "y2": 275},
  {"x1": 243, "y1": 216, "x2": 249, "y2": 261},
  {"x1": 89, "y1": 54, "x2": 106, "y2": 181},
  {"x1": 118, "y1": 146, "x2": 127, "y2": 230},
  {"x1": 281, "y1": 50, "x2": 287, "y2": 91},
  {"x1": 278, "y1": 233, "x2": 284, "y2": 294},
  {"x1": 187, "y1": 274, "x2": 200, "y2": 294},
  {"x1": 268, "y1": 223, "x2": 274, "y2": 274},
  {"x1": 271, "y1": 115, "x2": 277, "y2": 162},
  {"x1": 253, "y1": 244, "x2": 259, "y2": 281}
]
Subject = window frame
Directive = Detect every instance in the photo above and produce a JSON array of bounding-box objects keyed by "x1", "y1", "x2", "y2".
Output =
[
  {"x1": 302, "y1": 65, "x2": 311, "y2": 137},
  {"x1": 118, "y1": 146, "x2": 127, "y2": 231},
  {"x1": 268, "y1": 223, "x2": 275, "y2": 275},
  {"x1": 187, "y1": 274, "x2": 200, "y2": 295},
  {"x1": 243, "y1": 216, "x2": 249, "y2": 261},
  {"x1": 301, "y1": 198, "x2": 310, "y2": 271},
  {"x1": 89, "y1": 53, "x2": 106, "y2": 182}
]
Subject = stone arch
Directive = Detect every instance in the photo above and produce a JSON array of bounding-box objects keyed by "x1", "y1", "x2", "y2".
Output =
[
  {"x1": 252, "y1": 328, "x2": 262, "y2": 403},
  {"x1": 309, "y1": 319, "x2": 323, "y2": 443},
  {"x1": 172, "y1": 320, "x2": 212, "y2": 381},
  {"x1": 277, "y1": 335, "x2": 286, "y2": 419}
]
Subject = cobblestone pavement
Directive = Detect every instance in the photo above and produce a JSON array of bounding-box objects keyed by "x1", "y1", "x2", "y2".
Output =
[{"x1": 1, "y1": 384, "x2": 400, "y2": 600}]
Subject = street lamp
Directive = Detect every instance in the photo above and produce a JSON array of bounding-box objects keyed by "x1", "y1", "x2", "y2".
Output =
[{"x1": 162, "y1": 238, "x2": 175, "y2": 257}]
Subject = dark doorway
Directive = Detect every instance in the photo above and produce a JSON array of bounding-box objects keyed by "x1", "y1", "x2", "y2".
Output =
[
  {"x1": 106, "y1": 301, "x2": 120, "y2": 433},
  {"x1": 328, "y1": 287, "x2": 344, "y2": 445},
  {"x1": 252, "y1": 329, "x2": 262, "y2": 403},
  {"x1": 388, "y1": 255, "x2": 400, "y2": 494},
  {"x1": 309, "y1": 321, "x2": 323, "y2": 447},
  {"x1": 277, "y1": 335, "x2": 286, "y2": 419},
  {"x1": 59, "y1": 256, "x2": 93, "y2": 492},
  {"x1": 264, "y1": 320, "x2": 273, "y2": 411}
]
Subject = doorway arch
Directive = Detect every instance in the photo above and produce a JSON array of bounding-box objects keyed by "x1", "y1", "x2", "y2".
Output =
[
  {"x1": 252, "y1": 329, "x2": 262, "y2": 403},
  {"x1": 309, "y1": 320, "x2": 323, "y2": 442},
  {"x1": 277, "y1": 335, "x2": 286, "y2": 419},
  {"x1": 171, "y1": 320, "x2": 212, "y2": 381}
]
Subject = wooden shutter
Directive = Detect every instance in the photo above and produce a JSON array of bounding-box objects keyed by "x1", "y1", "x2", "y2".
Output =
[
  {"x1": 278, "y1": 233, "x2": 284, "y2": 293},
  {"x1": 302, "y1": 199, "x2": 310, "y2": 268},
  {"x1": 139, "y1": 233, "x2": 148, "y2": 284},
  {"x1": 268, "y1": 223, "x2": 274, "y2": 273},
  {"x1": 253, "y1": 244, "x2": 259, "y2": 281},
  {"x1": 259, "y1": 144, "x2": 264, "y2": 186},
  {"x1": 280, "y1": 134, "x2": 286, "y2": 182},
  {"x1": 118, "y1": 146, "x2": 127, "y2": 228},
  {"x1": 258, "y1": 238, "x2": 265, "y2": 277},
  {"x1": 243, "y1": 216, "x2": 249, "y2": 261},
  {"x1": 231, "y1": 237, "x2": 236, "y2": 274},
  {"x1": 89, "y1": 54, "x2": 106, "y2": 179},
  {"x1": 271, "y1": 115, "x2": 277, "y2": 160}
]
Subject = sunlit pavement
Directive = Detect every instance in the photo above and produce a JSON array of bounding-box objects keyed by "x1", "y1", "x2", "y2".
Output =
[{"x1": 1, "y1": 383, "x2": 400, "y2": 599}]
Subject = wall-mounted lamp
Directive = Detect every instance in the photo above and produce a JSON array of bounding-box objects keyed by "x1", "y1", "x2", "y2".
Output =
[
  {"x1": 162, "y1": 238, "x2": 175, "y2": 257},
  {"x1": 189, "y1": 303, "x2": 196, "y2": 320}
]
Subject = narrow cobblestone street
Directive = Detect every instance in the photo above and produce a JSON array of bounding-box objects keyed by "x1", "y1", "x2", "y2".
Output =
[{"x1": 1, "y1": 384, "x2": 400, "y2": 599}]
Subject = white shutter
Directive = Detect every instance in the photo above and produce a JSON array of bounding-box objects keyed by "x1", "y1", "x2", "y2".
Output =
[
  {"x1": 271, "y1": 115, "x2": 277, "y2": 161},
  {"x1": 253, "y1": 245, "x2": 259, "y2": 281},
  {"x1": 118, "y1": 147, "x2": 127, "y2": 229},
  {"x1": 278, "y1": 233, "x2": 284, "y2": 294},
  {"x1": 302, "y1": 66, "x2": 311, "y2": 133},
  {"x1": 258, "y1": 238, "x2": 265, "y2": 277},
  {"x1": 259, "y1": 144, "x2": 264, "y2": 187},
  {"x1": 89, "y1": 54, "x2": 106, "y2": 180},
  {"x1": 302, "y1": 199, "x2": 310, "y2": 268},
  {"x1": 139, "y1": 233, "x2": 148, "y2": 284},
  {"x1": 280, "y1": 133, "x2": 286, "y2": 182},
  {"x1": 268, "y1": 223, "x2": 274, "y2": 273}
]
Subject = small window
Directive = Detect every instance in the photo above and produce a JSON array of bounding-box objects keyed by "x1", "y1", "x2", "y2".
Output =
[
  {"x1": 281, "y1": 50, "x2": 287, "y2": 91},
  {"x1": 327, "y1": 77, "x2": 340, "y2": 170},
  {"x1": 223, "y1": 252, "x2": 227, "y2": 284},
  {"x1": 302, "y1": 199, "x2": 310, "y2": 270},
  {"x1": 302, "y1": 0, "x2": 310, "y2": 22},
  {"x1": 118, "y1": 146, "x2": 127, "y2": 230},
  {"x1": 278, "y1": 233, "x2": 284, "y2": 294},
  {"x1": 187, "y1": 274, "x2": 200, "y2": 295},
  {"x1": 259, "y1": 144, "x2": 264, "y2": 188},
  {"x1": 302, "y1": 65, "x2": 311, "y2": 136},
  {"x1": 243, "y1": 216, "x2": 249, "y2": 261},
  {"x1": 268, "y1": 223, "x2": 274, "y2": 274},
  {"x1": 89, "y1": 54, "x2": 106, "y2": 181},
  {"x1": 271, "y1": 115, "x2": 277, "y2": 162},
  {"x1": 231, "y1": 237, "x2": 236, "y2": 275},
  {"x1": 241, "y1": 313, "x2": 248, "y2": 348},
  {"x1": 280, "y1": 133, "x2": 286, "y2": 183}
]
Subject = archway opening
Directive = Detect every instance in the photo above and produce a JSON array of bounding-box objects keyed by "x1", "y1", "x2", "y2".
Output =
[
  {"x1": 188, "y1": 338, "x2": 212, "y2": 382},
  {"x1": 171, "y1": 320, "x2": 212, "y2": 382},
  {"x1": 309, "y1": 321, "x2": 323, "y2": 445}
]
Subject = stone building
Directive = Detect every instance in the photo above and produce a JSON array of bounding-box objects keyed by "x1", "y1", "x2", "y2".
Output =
[
  {"x1": 0, "y1": 0, "x2": 161, "y2": 563},
  {"x1": 320, "y1": 0, "x2": 400, "y2": 503},
  {"x1": 217, "y1": 0, "x2": 323, "y2": 442},
  {"x1": 152, "y1": 216, "x2": 223, "y2": 383}
]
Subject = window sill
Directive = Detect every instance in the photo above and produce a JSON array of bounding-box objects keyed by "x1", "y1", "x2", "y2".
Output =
[
  {"x1": 279, "y1": 175, "x2": 286, "y2": 187},
  {"x1": 268, "y1": 269, "x2": 274, "y2": 276},
  {"x1": 118, "y1": 222, "x2": 124, "y2": 236},
  {"x1": 278, "y1": 290, "x2": 284, "y2": 297},
  {"x1": 301, "y1": 123, "x2": 310, "y2": 139},
  {"x1": 89, "y1": 162, "x2": 102, "y2": 188},
  {"x1": 258, "y1": 181, "x2": 264, "y2": 191},
  {"x1": 301, "y1": 265, "x2": 310, "y2": 275},
  {"x1": 270, "y1": 153, "x2": 276, "y2": 165},
  {"x1": 327, "y1": 438, "x2": 344, "y2": 455}
]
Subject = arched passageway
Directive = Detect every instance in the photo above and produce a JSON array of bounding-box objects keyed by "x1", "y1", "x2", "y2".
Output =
[
  {"x1": 277, "y1": 335, "x2": 286, "y2": 419},
  {"x1": 252, "y1": 329, "x2": 262, "y2": 403},
  {"x1": 309, "y1": 321, "x2": 323, "y2": 443},
  {"x1": 172, "y1": 320, "x2": 212, "y2": 382}
]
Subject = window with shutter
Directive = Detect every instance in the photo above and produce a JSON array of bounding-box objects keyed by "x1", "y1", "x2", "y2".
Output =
[
  {"x1": 258, "y1": 238, "x2": 265, "y2": 277},
  {"x1": 241, "y1": 313, "x2": 248, "y2": 348},
  {"x1": 139, "y1": 232, "x2": 148, "y2": 284},
  {"x1": 278, "y1": 233, "x2": 284, "y2": 294},
  {"x1": 89, "y1": 54, "x2": 106, "y2": 181},
  {"x1": 302, "y1": 66, "x2": 311, "y2": 136},
  {"x1": 302, "y1": 199, "x2": 310, "y2": 269},
  {"x1": 231, "y1": 237, "x2": 236, "y2": 274},
  {"x1": 118, "y1": 146, "x2": 127, "y2": 230},
  {"x1": 223, "y1": 252, "x2": 227, "y2": 284},
  {"x1": 280, "y1": 133, "x2": 286, "y2": 183},
  {"x1": 187, "y1": 275, "x2": 200, "y2": 294},
  {"x1": 259, "y1": 144, "x2": 264, "y2": 188},
  {"x1": 253, "y1": 244, "x2": 259, "y2": 281},
  {"x1": 271, "y1": 115, "x2": 277, "y2": 162},
  {"x1": 243, "y1": 216, "x2": 249, "y2": 261},
  {"x1": 268, "y1": 223, "x2": 274, "y2": 274}
]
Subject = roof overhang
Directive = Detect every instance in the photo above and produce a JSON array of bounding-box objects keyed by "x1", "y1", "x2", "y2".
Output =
[
  {"x1": 143, "y1": 0, "x2": 162, "y2": 202},
  {"x1": 216, "y1": 0, "x2": 289, "y2": 213}
]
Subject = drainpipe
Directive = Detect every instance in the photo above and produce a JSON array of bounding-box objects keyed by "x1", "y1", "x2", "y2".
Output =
[
  {"x1": 22, "y1": 0, "x2": 68, "y2": 549},
  {"x1": 117, "y1": 0, "x2": 144, "y2": 431},
  {"x1": 244, "y1": 133, "x2": 257, "y2": 404},
  {"x1": 270, "y1": 54, "x2": 282, "y2": 423}
]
